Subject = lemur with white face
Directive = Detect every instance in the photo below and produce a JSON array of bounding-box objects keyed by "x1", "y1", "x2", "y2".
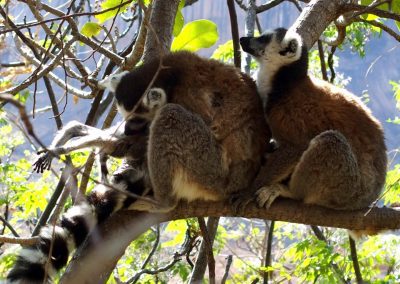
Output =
[
  {"x1": 8, "y1": 51, "x2": 272, "y2": 283},
  {"x1": 240, "y1": 28, "x2": 387, "y2": 210}
]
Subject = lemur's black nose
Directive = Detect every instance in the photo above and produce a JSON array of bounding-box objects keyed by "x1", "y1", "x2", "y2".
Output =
[{"x1": 239, "y1": 37, "x2": 253, "y2": 54}]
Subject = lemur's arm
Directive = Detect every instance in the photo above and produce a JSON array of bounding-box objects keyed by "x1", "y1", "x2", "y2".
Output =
[{"x1": 33, "y1": 121, "x2": 123, "y2": 173}]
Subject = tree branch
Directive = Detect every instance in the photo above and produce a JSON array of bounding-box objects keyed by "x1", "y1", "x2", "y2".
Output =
[
  {"x1": 291, "y1": 0, "x2": 348, "y2": 49},
  {"x1": 142, "y1": 0, "x2": 180, "y2": 62},
  {"x1": 61, "y1": 200, "x2": 400, "y2": 283},
  {"x1": 0, "y1": 235, "x2": 39, "y2": 245}
]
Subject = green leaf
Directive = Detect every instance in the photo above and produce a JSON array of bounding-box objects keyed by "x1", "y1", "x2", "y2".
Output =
[
  {"x1": 81, "y1": 22, "x2": 103, "y2": 37},
  {"x1": 173, "y1": 0, "x2": 185, "y2": 37},
  {"x1": 95, "y1": 0, "x2": 130, "y2": 24},
  {"x1": 171, "y1": 19, "x2": 219, "y2": 52}
]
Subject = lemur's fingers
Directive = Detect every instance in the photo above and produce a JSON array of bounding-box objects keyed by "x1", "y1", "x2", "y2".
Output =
[
  {"x1": 229, "y1": 192, "x2": 255, "y2": 215},
  {"x1": 256, "y1": 184, "x2": 284, "y2": 208}
]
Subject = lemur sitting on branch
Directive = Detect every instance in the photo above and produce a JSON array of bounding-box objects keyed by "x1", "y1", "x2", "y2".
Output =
[
  {"x1": 8, "y1": 51, "x2": 272, "y2": 283},
  {"x1": 239, "y1": 28, "x2": 387, "y2": 210}
]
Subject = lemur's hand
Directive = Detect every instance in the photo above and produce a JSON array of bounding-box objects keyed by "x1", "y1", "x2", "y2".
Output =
[
  {"x1": 33, "y1": 150, "x2": 55, "y2": 173},
  {"x1": 229, "y1": 191, "x2": 256, "y2": 216}
]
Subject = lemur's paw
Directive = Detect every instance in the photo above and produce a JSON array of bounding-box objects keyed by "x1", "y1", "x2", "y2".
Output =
[
  {"x1": 229, "y1": 192, "x2": 255, "y2": 215},
  {"x1": 256, "y1": 184, "x2": 285, "y2": 208},
  {"x1": 32, "y1": 151, "x2": 54, "y2": 173}
]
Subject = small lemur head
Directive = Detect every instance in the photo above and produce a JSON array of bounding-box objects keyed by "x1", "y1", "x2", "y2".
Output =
[
  {"x1": 119, "y1": 87, "x2": 167, "y2": 136},
  {"x1": 240, "y1": 28, "x2": 303, "y2": 68}
]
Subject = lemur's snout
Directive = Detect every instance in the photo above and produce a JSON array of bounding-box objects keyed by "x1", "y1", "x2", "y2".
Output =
[{"x1": 240, "y1": 37, "x2": 256, "y2": 56}]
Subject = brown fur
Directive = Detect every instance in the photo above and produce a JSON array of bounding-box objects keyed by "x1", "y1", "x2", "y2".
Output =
[
  {"x1": 256, "y1": 76, "x2": 387, "y2": 210},
  {"x1": 115, "y1": 51, "x2": 272, "y2": 211}
]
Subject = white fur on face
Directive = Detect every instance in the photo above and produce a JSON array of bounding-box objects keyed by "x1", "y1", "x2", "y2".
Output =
[
  {"x1": 116, "y1": 102, "x2": 132, "y2": 120},
  {"x1": 98, "y1": 71, "x2": 129, "y2": 92},
  {"x1": 255, "y1": 31, "x2": 303, "y2": 96},
  {"x1": 143, "y1": 88, "x2": 167, "y2": 110}
]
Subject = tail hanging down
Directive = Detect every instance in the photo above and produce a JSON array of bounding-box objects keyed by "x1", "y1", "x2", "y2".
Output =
[{"x1": 7, "y1": 167, "x2": 148, "y2": 284}]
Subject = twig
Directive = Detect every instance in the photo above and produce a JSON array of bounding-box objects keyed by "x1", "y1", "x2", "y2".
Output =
[
  {"x1": 0, "y1": 62, "x2": 26, "y2": 67},
  {"x1": 31, "y1": 165, "x2": 73, "y2": 236},
  {"x1": 358, "y1": 18, "x2": 400, "y2": 42},
  {"x1": 1, "y1": 39, "x2": 77, "y2": 96},
  {"x1": 1, "y1": 0, "x2": 134, "y2": 35},
  {"x1": 193, "y1": 217, "x2": 217, "y2": 284},
  {"x1": 124, "y1": 2, "x2": 150, "y2": 69},
  {"x1": 263, "y1": 220, "x2": 275, "y2": 284},
  {"x1": 227, "y1": 0, "x2": 241, "y2": 69},
  {"x1": 127, "y1": 225, "x2": 194, "y2": 284},
  {"x1": 256, "y1": 0, "x2": 285, "y2": 13},
  {"x1": 0, "y1": 235, "x2": 40, "y2": 245},
  {"x1": 140, "y1": 225, "x2": 160, "y2": 269},
  {"x1": 322, "y1": 21, "x2": 347, "y2": 46},
  {"x1": 0, "y1": 94, "x2": 46, "y2": 149},
  {"x1": 0, "y1": 215, "x2": 19, "y2": 237},
  {"x1": 13, "y1": 36, "x2": 93, "y2": 98},
  {"x1": 317, "y1": 40, "x2": 328, "y2": 81},
  {"x1": 221, "y1": 255, "x2": 233, "y2": 284},
  {"x1": 327, "y1": 46, "x2": 337, "y2": 83},
  {"x1": 349, "y1": 236, "x2": 363, "y2": 284},
  {"x1": 244, "y1": 0, "x2": 256, "y2": 74}
]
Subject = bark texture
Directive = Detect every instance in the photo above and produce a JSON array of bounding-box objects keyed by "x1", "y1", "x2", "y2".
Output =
[
  {"x1": 142, "y1": 0, "x2": 180, "y2": 63},
  {"x1": 291, "y1": 0, "x2": 347, "y2": 48},
  {"x1": 61, "y1": 200, "x2": 400, "y2": 283}
]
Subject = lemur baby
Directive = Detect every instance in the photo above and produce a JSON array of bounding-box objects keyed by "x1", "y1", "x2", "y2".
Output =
[
  {"x1": 240, "y1": 28, "x2": 387, "y2": 210},
  {"x1": 8, "y1": 50, "x2": 271, "y2": 283}
]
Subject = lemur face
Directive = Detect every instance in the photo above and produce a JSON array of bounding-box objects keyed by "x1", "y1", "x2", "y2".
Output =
[
  {"x1": 120, "y1": 88, "x2": 167, "y2": 135},
  {"x1": 240, "y1": 28, "x2": 303, "y2": 68}
]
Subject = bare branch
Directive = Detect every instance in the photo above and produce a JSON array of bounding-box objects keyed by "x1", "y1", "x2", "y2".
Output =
[
  {"x1": 0, "y1": 94, "x2": 46, "y2": 149},
  {"x1": 343, "y1": 1, "x2": 400, "y2": 22},
  {"x1": 0, "y1": 235, "x2": 40, "y2": 245},
  {"x1": 358, "y1": 18, "x2": 400, "y2": 42},
  {"x1": 227, "y1": 0, "x2": 241, "y2": 69},
  {"x1": 14, "y1": 37, "x2": 93, "y2": 98},
  {"x1": 0, "y1": 39, "x2": 79, "y2": 96},
  {"x1": 221, "y1": 255, "x2": 233, "y2": 284},
  {"x1": 123, "y1": 3, "x2": 150, "y2": 69},
  {"x1": 349, "y1": 236, "x2": 363, "y2": 284},
  {"x1": 0, "y1": 215, "x2": 19, "y2": 237},
  {"x1": 256, "y1": 0, "x2": 285, "y2": 13}
]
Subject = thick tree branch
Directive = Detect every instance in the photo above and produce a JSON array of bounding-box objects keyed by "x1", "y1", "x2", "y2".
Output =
[
  {"x1": 291, "y1": 0, "x2": 347, "y2": 49},
  {"x1": 61, "y1": 200, "x2": 400, "y2": 283},
  {"x1": 142, "y1": 0, "x2": 180, "y2": 62}
]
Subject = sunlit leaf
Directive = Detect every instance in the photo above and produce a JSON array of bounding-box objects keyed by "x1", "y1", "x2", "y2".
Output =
[
  {"x1": 81, "y1": 22, "x2": 102, "y2": 37},
  {"x1": 173, "y1": 0, "x2": 185, "y2": 37},
  {"x1": 171, "y1": 19, "x2": 218, "y2": 52},
  {"x1": 95, "y1": 0, "x2": 131, "y2": 24}
]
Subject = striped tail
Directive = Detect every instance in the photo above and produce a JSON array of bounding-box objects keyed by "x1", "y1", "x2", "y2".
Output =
[{"x1": 7, "y1": 166, "x2": 148, "y2": 283}]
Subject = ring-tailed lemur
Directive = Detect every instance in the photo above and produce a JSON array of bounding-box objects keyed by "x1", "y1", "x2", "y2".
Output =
[
  {"x1": 7, "y1": 51, "x2": 272, "y2": 283},
  {"x1": 239, "y1": 28, "x2": 387, "y2": 210}
]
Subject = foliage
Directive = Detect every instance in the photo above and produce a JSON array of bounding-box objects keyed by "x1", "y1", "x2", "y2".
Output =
[
  {"x1": 171, "y1": 19, "x2": 219, "y2": 52},
  {"x1": 95, "y1": 0, "x2": 132, "y2": 24}
]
